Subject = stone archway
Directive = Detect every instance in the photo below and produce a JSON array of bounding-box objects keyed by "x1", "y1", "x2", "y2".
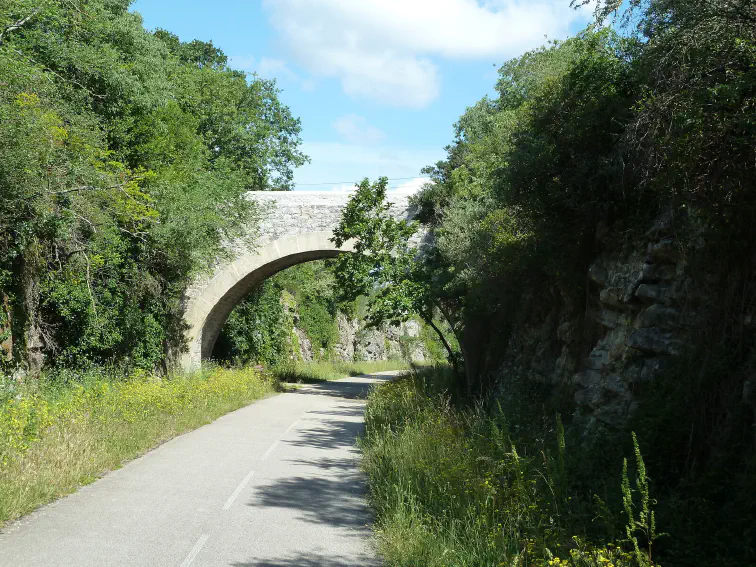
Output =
[
  {"x1": 179, "y1": 190, "x2": 415, "y2": 371},
  {"x1": 180, "y1": 231, "x2": 353, "y2": 370}
]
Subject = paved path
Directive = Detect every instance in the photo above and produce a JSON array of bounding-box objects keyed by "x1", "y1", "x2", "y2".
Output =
[{"x1": 0, "y1": 373, "x2": 393, "y2": 566}]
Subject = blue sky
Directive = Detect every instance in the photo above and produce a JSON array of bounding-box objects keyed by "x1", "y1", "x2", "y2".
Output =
[{"x1": 130, "y1": 1, "x2": 594, "y2": 192}]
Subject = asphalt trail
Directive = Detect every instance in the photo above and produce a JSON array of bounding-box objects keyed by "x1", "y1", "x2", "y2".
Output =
[{"x1": 0, "y1": 373, "x2": 394, "y2": 566}]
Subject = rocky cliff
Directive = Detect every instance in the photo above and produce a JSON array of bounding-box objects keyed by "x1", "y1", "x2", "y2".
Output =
[
  {"x1": 290, "y1": 312, "x2": 427, "y2": 364},
  {"x1": 496, "y1": 211, "x2": 722, "y2": 428}
]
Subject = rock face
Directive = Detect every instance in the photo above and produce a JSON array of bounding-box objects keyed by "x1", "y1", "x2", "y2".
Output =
[
  {"x1": 350, "y1": 317, "x2": 426, "y2": 363},
  {"x1": 292, "y1": 311, "x2": 427, "y2": 364},
  {"x1": 333, "y1": 314, "x2": 358, "y2": 361},
  {"x1": 497, "y1": 211, "x2": 701, "y2": 428},
  {"x1": 293, "y1": 327, "x2": 313, "y2": 362}
]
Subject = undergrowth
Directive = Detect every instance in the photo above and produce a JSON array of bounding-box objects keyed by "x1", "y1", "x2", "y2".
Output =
[
  {"x1": 361, "y1": 366, "x2": 660, "y2": 567},
  {"x1": 272, "y1": 359, "x2": 409, "y2": 383},
  {"x1": 0, "y1": 366, "x2": 278, "y2": 524}
]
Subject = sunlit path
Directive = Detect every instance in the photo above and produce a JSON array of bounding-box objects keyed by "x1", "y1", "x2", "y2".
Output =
[{"x1": 0, "y1": 374, "x2": 395, "y2": 567}]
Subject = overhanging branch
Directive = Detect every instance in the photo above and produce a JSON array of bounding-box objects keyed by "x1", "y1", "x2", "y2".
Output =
[{"x1": 0, "y1": 9, "x2": 39, "y2": 47}]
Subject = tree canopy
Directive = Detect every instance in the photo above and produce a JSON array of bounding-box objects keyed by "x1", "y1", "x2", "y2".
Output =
[{"x1": 0, "y1": 0, "x2": 306, "y2": 372}]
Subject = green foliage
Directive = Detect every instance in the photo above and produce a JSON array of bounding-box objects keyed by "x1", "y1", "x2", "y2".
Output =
[
  {"x1": 621, "y1": 433, "x2": 662, "y2": 566},
  {"x1": 332, "y1": 177, "x2": 423, "y2": 327},
  {"x1": 212, "y1": 281, "x2": 290, "y2": 367},
  {"x1": 275, "y1": 261, "x2": 343, "y2": 354},
  {"x1": 412, "y1": 30, "x2": 638, "y2": 373},
  {"x1": 215, "y1": 258, "x2": 444, "y2": 369},
  {"x1": 361, "y1": 370, "x2": 656, "y2": 566},
  {"x1": 214, "y1": 261, "x2": 346, "y2": 366},
  {"x1": 627, "y1": 340, "x2": 756, "y2": 566},
  {"x1": 272, "y1": 359, "x2": 409, "y2": 384},
  {"x1": 332, "y1": 178, "x2": 463, "y2": 378},
  {"x1": 410, "y1": 0, "x2": 756, "y2": 383},
  {"x1": 0, "y1": 0, "x2": 305, "y2": 372},
  {"x1": 0, "y1": 365, "x2": 278, "y2": 523}
]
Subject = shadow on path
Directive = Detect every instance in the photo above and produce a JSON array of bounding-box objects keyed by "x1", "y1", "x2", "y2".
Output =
[
  {"x1": 236, "y1": 374, "x2": 392, "y2": 566},
  {"x1": 284, "y1": 406, "x2": 365, "y2": 451},
  {"x1": 232, "y1": 549, "x2": 380, "y2": 567},
  {"x1": 247, "y1": 468, "x2": 370, "y2": 529},
  {"x1": 291, "y1": 374, "x2": 394, "y2": 400}
]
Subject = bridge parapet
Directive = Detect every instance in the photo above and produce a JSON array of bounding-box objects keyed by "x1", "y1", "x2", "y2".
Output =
[{"x1": 251, "y1": 191, "x2": 412, "y2": 245}]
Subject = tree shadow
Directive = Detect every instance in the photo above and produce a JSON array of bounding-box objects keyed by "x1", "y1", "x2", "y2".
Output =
[
  {"x1": 232, "y1": 549, "x2": 381, "y2": 567},
  {"x1": 247, "y1": 471, "x2": 371, "y2": 528},
  {"x1": 234, "y1": 374, "x2": 392, "y2": 566},
  {"x1": 283, "y1": 406, "x2": 366, "y2": 451},
  {"x1": 282, "y1": 456, "x2": 357, "y2": 472},
  {"x1": 291, "y1": 375, "x2": 393, "y2": 400}
]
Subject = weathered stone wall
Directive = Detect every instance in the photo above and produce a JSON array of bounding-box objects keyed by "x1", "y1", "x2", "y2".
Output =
[
  {"x1": 496, "y1": 212, "x2": 697, "y2": 428},
  {"x1": 249, "y1": 191, "x2": 412, "y2": 247}
]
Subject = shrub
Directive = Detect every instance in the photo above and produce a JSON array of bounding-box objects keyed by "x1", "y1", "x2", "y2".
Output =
[{"x1": 361, "y1": 369, "x2": 659, "y2": 567}]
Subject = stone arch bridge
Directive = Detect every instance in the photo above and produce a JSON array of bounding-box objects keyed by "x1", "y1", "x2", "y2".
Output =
[{"x1": 180, "y1": 191, "x2": 413, "y2": 370}]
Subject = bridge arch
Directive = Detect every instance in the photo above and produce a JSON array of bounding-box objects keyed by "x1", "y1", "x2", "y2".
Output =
[
  {"x1": 181, "y1": 231, "x2": 353, "y2": 370},
  {"x1": 179, "y1": 190, "x2": 414, "y2": 371}
]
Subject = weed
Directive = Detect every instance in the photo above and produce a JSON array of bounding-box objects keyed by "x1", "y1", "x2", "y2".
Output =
[
  {"x1": 271, "y1": 359, "x2": 409, "y2": 383},
  {"x1": 361, "y1": 368, "x2": 659, "y2": 566},
  {"x1": 0, "y1": 366, "x2": 278, "y2": 524}
]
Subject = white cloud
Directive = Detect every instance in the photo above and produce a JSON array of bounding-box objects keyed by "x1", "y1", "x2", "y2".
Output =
[
  {"x1": 262, "y1": 0, "x2": 591, "y2": 107},
  {"x1": 333, "y1": 114, "x2": 386, "y2": 145},
  {"x1": 390, "y1": 177, "x2": 431, "y2": 195}
]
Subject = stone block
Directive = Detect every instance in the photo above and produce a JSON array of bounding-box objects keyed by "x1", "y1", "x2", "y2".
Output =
[
  {"x1": 404, "y1": 320, "x2": 421, "y2": 338},
  {"x1": 597, "y1": 309, "x2": 624, "y2": 329},
  {"x1": 574, "y1": 383, "x2": 605, "y2": 408},
  {"x1": 637, "y1": 304, "x2": 682, "y2": 330},
  {"x1": 585, "y1": 348, "x2": 609, "y2": 370},
  {"x1": 603, "y1": 374, "x2": 628, "y2": 395},
  {"x1": 642, "y1": 262, "x2": 677, "y2": 282},
  {"x1": 592, "y1": 395, "x2": 633, "y2": 427},
  {"x1": 635, "y1": 283, "x2": 676, "y2": 305},
  {"x1": 626, "y1": 328, "x2": 682, "y2": 355},
  {"x1": 600, "y1": 287, "x2": 627, "y2": 309},
  {"x1": 589, "y1": 263, "x2": 608, "y2": 286},
  {"x1": 649, "y1": 239, "x2": 680, "y2": 263},
  {"x1": 574, "y1": 369, "x2": 602, "y2": 388}
]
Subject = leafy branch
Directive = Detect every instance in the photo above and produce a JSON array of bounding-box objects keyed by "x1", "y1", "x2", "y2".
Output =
[{"x1": 0, "y1": 9, "x2": 39, "y2": 47}]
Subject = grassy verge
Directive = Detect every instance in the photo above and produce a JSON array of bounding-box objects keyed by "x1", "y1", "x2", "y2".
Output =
[
  {"x1": 0, "y1": 366, "x2": 278, "y2": 525},
  {"x1": 360, "y1": 367, "x2": 659, "y2": 567},
  {"x1": 272, "y1": 359, "x2": 409, "y2": 383}
]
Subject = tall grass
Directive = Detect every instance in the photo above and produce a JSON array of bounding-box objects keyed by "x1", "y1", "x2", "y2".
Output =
[
  {"x1": 361, "y1": 367, "x2": 657, "y2": 567},
  {"x1": 0, "y1": 366, "x2": 278, "y2": 524},
  {"x1": 272, "y1": 359, "x2": 409, "y2": 383}
]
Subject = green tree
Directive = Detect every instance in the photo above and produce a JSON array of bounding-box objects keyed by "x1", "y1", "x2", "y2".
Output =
[
  {"x1": 212, "y1": 280, "x2": 290, "y2": 367},
  {"x1": 331, "y1": 178, "x2": 460, "y2": 377},
  {"x1": 0, "y1": 0, "x2": 306, "y2": 374}
]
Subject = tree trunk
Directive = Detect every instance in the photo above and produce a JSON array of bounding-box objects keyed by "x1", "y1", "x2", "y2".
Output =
[
  {"x1": 421, "y1": 312, "x2": 459, "y2": 376},
  {"x1": 459, "y1": 316, "x2": 488, "y2": 396},
  {"x1": 0, "y1": 292, "x2": 12, "y2": 362},
  {"x1": 14, "y1": 242, "x2": 45, "y2": 377}
]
